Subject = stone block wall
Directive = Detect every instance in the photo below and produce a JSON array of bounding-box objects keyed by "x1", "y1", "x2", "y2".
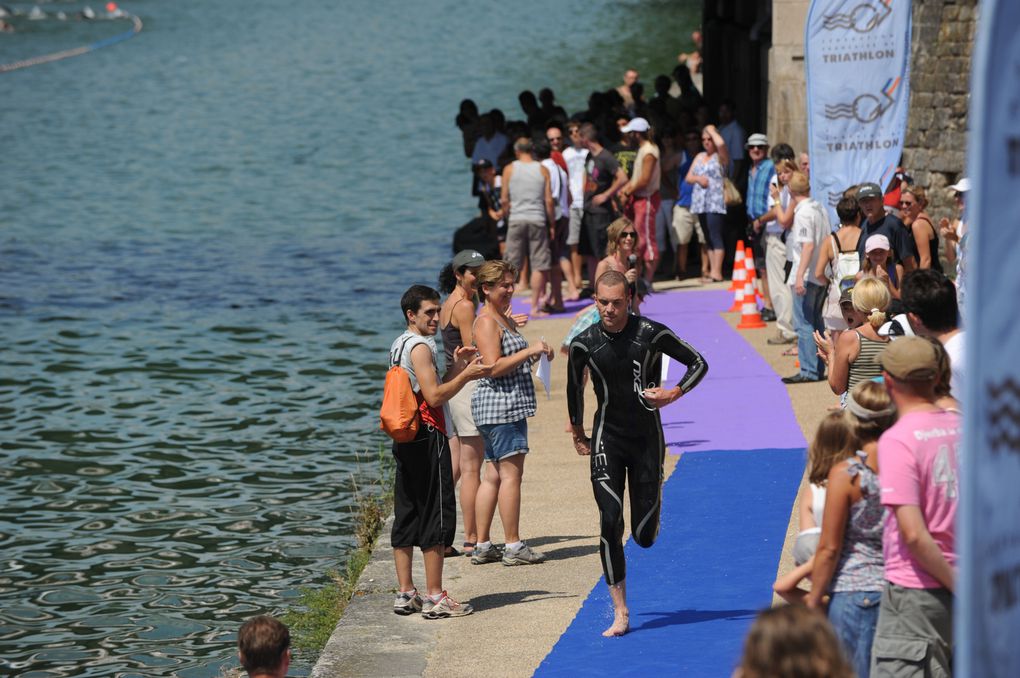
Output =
[
  {"x1": 901, "y1": 0, "x2": 977, "y2": 223},
  {"x1": 767, "y1": 0, "x2": 809, "y2": 154}
]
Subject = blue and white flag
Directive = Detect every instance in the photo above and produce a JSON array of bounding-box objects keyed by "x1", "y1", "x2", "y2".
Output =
[
  {"x1": 959, "y1": 1, "x2": 1020, "y2": 675},
  {"x1": 805, "y1": 0, "x2": 911, "y2": 223}
]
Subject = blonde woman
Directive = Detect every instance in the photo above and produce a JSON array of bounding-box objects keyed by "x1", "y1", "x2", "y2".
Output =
[
  {"x1": 814, "y1": 276, "x2": 891, "y2": 403},
  {"x1": 685, "y1": 124, "x2": 729, "y2": 281},
  {"x1": 469, "y1": 260, "x2": 553, "y2": 566}
]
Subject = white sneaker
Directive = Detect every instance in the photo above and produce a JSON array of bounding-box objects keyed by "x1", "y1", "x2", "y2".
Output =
[
  {"x1": 422, "y1": 591, "x2": 473, "y2": 619},
  {"x1": 393, "y1": 589, "x2": 422, "y2": 615}
]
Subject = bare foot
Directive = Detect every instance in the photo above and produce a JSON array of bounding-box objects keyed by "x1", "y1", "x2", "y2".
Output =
[{"x1": 602, "y1": 611, "x2": 630, "y2": 637}]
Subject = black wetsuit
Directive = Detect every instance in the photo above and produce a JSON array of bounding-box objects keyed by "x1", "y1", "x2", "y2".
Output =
[{"x1": 566, "y1": 315, "x2": 708, "y2": 585}]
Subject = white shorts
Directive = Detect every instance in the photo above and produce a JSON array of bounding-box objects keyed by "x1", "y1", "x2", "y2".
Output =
[
  {"x1": 446, "y1": 380, "x2": 479, "y2": 438},
  {"x1": 671, "y1": 204, "x2": 705, "y2": 245}
]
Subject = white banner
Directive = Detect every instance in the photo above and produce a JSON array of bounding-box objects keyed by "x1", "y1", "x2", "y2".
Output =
[
  {"x1": 959, "y1": 1, "x2": 1020, "y2": 675},
  {"x1": 804, "y1": 0, "x2": 912, "y2": 224}
]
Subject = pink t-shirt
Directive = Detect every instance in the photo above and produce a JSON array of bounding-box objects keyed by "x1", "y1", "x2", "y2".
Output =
[{"x1": 877, "y1": 409, "x2": 961, "y2": 589}]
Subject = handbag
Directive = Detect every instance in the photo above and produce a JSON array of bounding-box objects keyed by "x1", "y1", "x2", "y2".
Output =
[{"x1": 723, "y1": 177, "x2": 742, "y2": 207}]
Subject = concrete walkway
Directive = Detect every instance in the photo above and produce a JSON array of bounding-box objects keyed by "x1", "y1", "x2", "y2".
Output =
[{"x1": 312, "y1": 281, "x2": 833, "y2": 677}]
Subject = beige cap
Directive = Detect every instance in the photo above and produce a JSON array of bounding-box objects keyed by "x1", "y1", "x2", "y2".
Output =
[{"x1": 877, "y1": 337, "x2": 939, "y2": 382}]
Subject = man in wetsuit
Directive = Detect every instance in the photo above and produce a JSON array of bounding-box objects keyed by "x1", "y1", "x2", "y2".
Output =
[{"x1": 566, "y1": 270, "x2": 708, "y2": 637}]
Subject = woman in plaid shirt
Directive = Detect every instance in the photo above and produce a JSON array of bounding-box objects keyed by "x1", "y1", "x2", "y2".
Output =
[{"x1": 469, "y1": 260, "x2": 555, "y2": 566}]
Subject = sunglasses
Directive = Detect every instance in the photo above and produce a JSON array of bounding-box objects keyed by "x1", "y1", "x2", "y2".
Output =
[
  {"x1": 899, "y1": 200, "x2": 916, "y2": 207},
  {"x1": 620, "y1": 231, "x2": 638, "y2": 239},
  {"x1": 749, "y1": 145, "x2": 767, "y2": 150},
  {"x1": 547, "y1": 136, "x2": 562, "y2": 142}
]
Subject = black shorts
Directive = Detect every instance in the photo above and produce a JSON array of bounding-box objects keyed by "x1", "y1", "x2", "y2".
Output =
[
  {"x1": 551, "y1": 216, "x2": 569, "y2": 260},
  {"x1": 748, "y1": 229, "x2": 767, "y2": 270},
  {"x1": 391, "y1": 427, "x2": 456, "y2": 549},
  {"x1": 579, "y1": 210, "x2": 613, "y2": 258}
]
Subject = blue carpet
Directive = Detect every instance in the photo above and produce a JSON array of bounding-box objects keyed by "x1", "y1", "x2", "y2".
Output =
[{"x1": 534, "y1": 448, "x2": 806, "y2": 677}]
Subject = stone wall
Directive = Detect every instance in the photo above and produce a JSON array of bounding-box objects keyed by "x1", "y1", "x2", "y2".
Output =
[
  {"x1": 901, "y1": 0, "x2": 978, "y2": 223},
  {"x1": 767, "y1": 0, "x2": 809, "y2": 155}
]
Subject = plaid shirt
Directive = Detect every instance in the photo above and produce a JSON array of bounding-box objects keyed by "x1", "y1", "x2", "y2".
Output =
[
  {"x1": 471, "y1": 326, "x2": 536, "y2": 425},
  {"x1": 746, "y1": 158, "x2": 775, "y2": 220}
]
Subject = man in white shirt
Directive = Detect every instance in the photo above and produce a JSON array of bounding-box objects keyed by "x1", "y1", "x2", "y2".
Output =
[
  {"x1": 782, "y1": 171, "x2": 830, "y2": 384},
  {"x1": 562, "y1": 121, "x2": 589, "y2": 292}
]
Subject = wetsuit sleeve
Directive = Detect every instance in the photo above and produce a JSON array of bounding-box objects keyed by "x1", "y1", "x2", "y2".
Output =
[
  {"x1": 566, "y1": 340, "x2": 590, "y2": 426},
  {"x1": 651, "y1": 327, "x2": 708, "y2": 394}
]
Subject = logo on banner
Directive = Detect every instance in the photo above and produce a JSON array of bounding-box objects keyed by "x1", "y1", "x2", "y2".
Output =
[
  {"x1": 824, "y1": 77, "x2": 901, "y2": 123},
  {"x1": 988, "y1": 377, "x2": 1020, "y2": 454},
  {"x1": 822, "y1": 0, "x2": 893, "y2": 33}
]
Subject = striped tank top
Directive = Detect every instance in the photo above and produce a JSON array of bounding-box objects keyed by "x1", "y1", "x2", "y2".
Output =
[{"x1": 847, "y1": 331, "x2": 889, "y2": 392}]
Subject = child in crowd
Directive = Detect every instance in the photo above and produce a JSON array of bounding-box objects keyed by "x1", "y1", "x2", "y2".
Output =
[
  {"x1": 857, "y1": 234, "x2": 903, "y2": 302},
  {"x1": 733, "y1": 605, "x2": 854, "y2": 678},
  {"x1": 773, "y1": 411, "x2": 856, "y2": 603},
  {"x1": 237, "y1": 615, "x2": 290, "y2": 678}
]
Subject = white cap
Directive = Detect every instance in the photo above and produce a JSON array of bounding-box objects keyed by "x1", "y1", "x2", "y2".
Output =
[
  {"x1": 878, "y1": 314, "x2": 916, "y2": 338},
  {"x1": 620, "y1": 117, "x2": 650, "y2": 133},
  {"x1": 948, "y1": 177, "x2": 971, "y2": 193}
]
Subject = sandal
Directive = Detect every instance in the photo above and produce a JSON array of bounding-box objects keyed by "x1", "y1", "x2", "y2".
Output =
[
  {"x1": 782, "y1": 347, "x2": 798, "y2": 357},
  {"x1": 462, "y1": 541, "x2": 476, "y2": 556},
  {"x1": 444, "y1": 546, "x2": 462, "y2": 558}
]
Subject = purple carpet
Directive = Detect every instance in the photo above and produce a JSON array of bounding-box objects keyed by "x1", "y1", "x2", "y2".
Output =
[
  {"x1": 510, "y1": 295, "x2": 591, "y2": 319},
  {"x1": 536, "y1": 288, "x2": 808, "y2": 676},
  {"x1": 643, "y1": 290, "x2": 806, "y2": 454}
]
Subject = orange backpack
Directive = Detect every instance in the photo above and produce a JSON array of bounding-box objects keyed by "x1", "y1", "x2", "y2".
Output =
[{"x1": 379, "y1": 337, "x2": 420, "y2": 442}]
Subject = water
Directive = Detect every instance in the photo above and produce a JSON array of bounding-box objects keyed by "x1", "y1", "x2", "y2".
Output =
[{"x1": 0, "y1": 0, "x2": 697, "y2": 674}]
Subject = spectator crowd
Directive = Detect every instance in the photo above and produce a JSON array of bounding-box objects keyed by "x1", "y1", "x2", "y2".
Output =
[{"x1": 450, "y1": 49, "x2": 967, "y2": 674}]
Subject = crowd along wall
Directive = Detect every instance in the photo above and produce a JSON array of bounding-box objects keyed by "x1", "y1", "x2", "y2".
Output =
[{"x1": 765, "y1": 0, "x2": 976, "y2": 226}]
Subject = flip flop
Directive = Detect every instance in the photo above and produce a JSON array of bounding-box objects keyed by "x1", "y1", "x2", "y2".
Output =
[
  {"x1": 782, "y1": 347, "x2": 798, "y2": 357},
  {"x1": 444, "y1": 546, "x2": 461, "y2": 558}
]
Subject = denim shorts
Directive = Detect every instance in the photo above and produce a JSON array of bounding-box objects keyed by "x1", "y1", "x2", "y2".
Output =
[{"x1": 477, "y1": 420, "x2": 529, "y2": 462}]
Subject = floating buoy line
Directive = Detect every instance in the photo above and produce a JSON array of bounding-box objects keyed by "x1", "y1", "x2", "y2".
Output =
[{"x1": 0, "y1": 5, "x2": 142, "y2": 73}]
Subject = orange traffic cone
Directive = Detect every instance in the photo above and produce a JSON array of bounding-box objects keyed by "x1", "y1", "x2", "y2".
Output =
[
  {"x1": 744, "y1": 247, "x2": 763, "y2": 301},
  {"x1": 728, "y1": 247, "x2": 748, "y2": 311},
  {"x1": 728, "y1": 277, "x2": 745, "y2": 313},
  {"x1": 729, "y1": 240, "x2": 746, "y2": 291},
  {"x1": 736, "y1": 278, "x2": 766, "y2": 329}
]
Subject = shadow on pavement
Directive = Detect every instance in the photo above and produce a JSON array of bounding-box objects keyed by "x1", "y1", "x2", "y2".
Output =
[
  {"x1": 470, "y1": 589, "x2": 576, "y2": 612},
  {"x1": 632, "y1": 608, "x2": 758, "y2": 631},
  {"x1": 524, "y1": 535, "x2": 592, "y2": 549}
]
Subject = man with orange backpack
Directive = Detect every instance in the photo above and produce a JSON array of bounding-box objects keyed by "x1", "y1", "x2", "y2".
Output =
[{"x1": 385, "y1": 284, "x2": 491, "y2": 619}]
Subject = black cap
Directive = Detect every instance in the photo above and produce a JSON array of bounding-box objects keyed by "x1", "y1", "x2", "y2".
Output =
[{"x1": 856, "y1": 182, "x2": 883, "y2": 200}]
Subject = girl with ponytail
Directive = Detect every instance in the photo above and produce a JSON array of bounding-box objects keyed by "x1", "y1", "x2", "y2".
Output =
[{"x1": 814, "y1": 276, "x2": 891, "y2": 406}]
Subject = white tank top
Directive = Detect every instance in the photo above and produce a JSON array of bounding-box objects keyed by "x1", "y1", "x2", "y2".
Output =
[{"x1": 810, "y1": 482, "x2": 827, "y2": 527}]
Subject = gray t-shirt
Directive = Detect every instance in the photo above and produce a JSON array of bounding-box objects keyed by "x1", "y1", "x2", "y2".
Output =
[{"x1": 389, "y1": 330, "x2": 438, "y2": 393}]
